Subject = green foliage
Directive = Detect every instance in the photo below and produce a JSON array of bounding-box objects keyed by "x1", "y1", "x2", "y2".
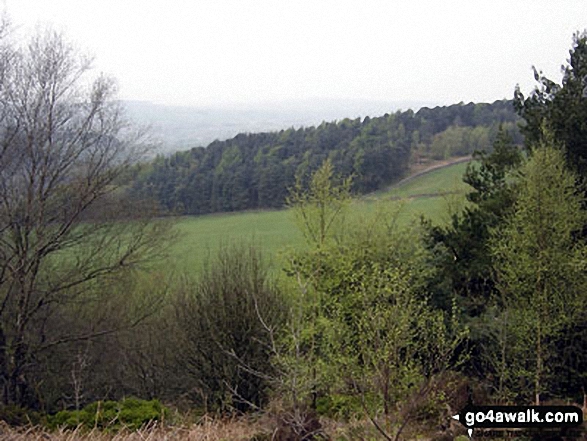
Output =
[
  {"x1": 283, "y1": 162, "x2": 467, "y2": 439},
  {"x1": 464, "y1": 129, "x2": 523, "y2": 208},
  {"x1": 46, "y1": 398, "x2": 167, "y2": 431},
  {"x1": 132, "y1": 101, "x2": 519, "y2": 215},
  {"x1": 429, "y1": 125, "x2": 492, "y2": 159},
  {"x1": 514, "y1": 31, "x2": 587, "y2": 177},
  {"x1": 310, "y1": 213, "x2": 465, "y2": 438},
  {"x1": 315, "y1": 394, "x2": 365, "y2": 420},
  {"x1": 421, "y1": 128, "x2": 523, "y2": 407},
  {"x1": 287, "y1": 159, "x2": 352, "y2": 247},
  {"x1": 425, "y1": 128, "x2": 522, "y2": 315},
  {"x1": 490, "y1": 144, "x2": 587, "y2": 403}
]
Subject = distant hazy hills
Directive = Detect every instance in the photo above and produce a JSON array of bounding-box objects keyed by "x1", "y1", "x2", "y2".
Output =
[{"x1": 122, "y1": 98, "x2": 440, "y2": 154}]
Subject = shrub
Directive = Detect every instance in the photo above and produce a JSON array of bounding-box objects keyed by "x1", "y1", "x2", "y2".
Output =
[
  {"x1": 0, "y1": 405, "x2": 42, "y2": 426},
  {"x1": 175, "y1": 242, "x2": 286, "y2": 412},
  {"x1": 315, "y1": 394, "x2": 363, "y2": 421},
  {"x1": 46, "y1": 398, "x2": 168, "y2": 431}
]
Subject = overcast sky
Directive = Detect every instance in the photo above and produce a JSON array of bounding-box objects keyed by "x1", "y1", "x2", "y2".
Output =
[{"x1": 5, "y1": 0, "x2": 586, "y2": 108}]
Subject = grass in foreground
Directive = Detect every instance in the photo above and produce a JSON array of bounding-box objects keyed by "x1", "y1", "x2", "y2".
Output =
[
  {"x1": 0, "y1": 418, "x2": 265, "y2": 441},
  {"x1": 0, "y1": 417, "x2": 469, "y2": 441}
]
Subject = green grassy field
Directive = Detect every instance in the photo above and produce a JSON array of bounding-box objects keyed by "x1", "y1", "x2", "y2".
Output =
[
  {"x1": 168, "y1": 160, "x2": 472, "y2": 273},
  {"x1": 367, "y1": 159, "x2": 471, "y2": 199},
  {"x1": 171, "y1": 209, "x2": 303, "y2": 273}
]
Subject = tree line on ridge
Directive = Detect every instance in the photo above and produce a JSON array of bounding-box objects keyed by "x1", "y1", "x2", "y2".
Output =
[{"x1": 131, "y1": 100, "x2": 521, "y2": 215}]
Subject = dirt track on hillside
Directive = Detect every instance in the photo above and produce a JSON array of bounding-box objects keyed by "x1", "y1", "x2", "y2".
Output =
[
  {"x1": 390, "y1": 155, "x2": 472, "y2": 190},
  {"x1": 361, "y1": 155, "x2": 472, "y2": 201}
]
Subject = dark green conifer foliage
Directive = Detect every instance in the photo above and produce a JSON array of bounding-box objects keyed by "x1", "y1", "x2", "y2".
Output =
[
  {"x1": 132, "y1": 101, "x2": 519, "y2": 215},
  {"x1": 514, "y1": 31, "x2": 587, "y2": 176}
]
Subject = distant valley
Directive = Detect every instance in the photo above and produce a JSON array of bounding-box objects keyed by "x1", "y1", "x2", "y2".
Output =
[{"x1": 123, "y1": 98, "x2": 440, "y2": 153}]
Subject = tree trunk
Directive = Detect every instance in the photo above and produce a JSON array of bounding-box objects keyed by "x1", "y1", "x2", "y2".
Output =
[{"x1": 535, "y1": 314, "x2": 542, "y2": 405}]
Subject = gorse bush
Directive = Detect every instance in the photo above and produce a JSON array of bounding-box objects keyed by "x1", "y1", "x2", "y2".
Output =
[{"x1": 46, "y1": 398, "x2": 168, "y2": 431}]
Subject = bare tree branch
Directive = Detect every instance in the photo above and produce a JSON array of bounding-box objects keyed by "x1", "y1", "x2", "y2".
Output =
[{"x1": 0, "y1": 25, "x2": 169, "y2": 406}]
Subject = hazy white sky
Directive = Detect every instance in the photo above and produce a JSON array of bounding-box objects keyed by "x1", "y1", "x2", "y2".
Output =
[{"x1": 5, "y1": 0, "x2": 586, "y2": 107}]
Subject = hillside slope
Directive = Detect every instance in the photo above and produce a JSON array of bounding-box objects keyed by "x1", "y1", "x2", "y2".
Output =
[
  {"x1": 169, "y1": 159, "x2": 472, "y2": 272},
  {"x1": 131, "y1": 100, "x2": 517, "y2": 215}
]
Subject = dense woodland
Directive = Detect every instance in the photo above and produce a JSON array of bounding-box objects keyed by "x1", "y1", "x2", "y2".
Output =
[
  {"x1": 0, "y1": 14, "x2": 586, "y2": 440},
  {"x1": 131, "y1": 100, "x2": 521, "y2": 214}
]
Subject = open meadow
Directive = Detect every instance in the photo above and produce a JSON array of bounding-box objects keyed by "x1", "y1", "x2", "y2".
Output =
[{"x1": 168, "y1": 159, "x2": 472, "y2": 273}]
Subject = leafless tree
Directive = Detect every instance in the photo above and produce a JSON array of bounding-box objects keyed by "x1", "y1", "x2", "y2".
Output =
[{"x1": 0, "y1": 23, "x2": 170, "y2": 406}]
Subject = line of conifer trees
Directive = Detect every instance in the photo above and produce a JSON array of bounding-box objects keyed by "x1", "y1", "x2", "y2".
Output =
[{"x1": 131, "y1": 100, "x2": 521, "y2": 215}]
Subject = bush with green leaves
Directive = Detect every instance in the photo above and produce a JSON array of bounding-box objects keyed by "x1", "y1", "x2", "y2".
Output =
[
  {"x1": 284, "y1": 160, "x2": 468, "y2": 440},
  {"x1": 315, "y1": 393, "x2": 365, "y2": 420},
  {"x1": 46, "y1": 398, "x2": 167, "y2": 431}
]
